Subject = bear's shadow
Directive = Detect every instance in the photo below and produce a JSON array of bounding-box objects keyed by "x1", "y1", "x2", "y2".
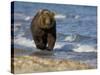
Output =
[
  {"x1": 30, "y1": 50, "x2": 54, "y2": 57},
  {"x1": 30, "y1": 44, "x2": 74, "y2": 57}
]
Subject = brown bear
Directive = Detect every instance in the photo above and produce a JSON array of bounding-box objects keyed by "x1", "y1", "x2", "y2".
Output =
[{"x1": 31, "y1": 9, "x2": 56, "y2": 51}]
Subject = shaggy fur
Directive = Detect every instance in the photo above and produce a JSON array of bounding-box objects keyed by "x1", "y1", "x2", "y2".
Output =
[{"x1": 31, "y1": 9, "x2": 56, "y2": 51}]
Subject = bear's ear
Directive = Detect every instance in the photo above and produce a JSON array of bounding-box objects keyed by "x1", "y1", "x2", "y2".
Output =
[
  {"x1": 37, "y1": 9, "x2": 43, "y2": 15},
  {"x1": 51, "y1": 12, "x2": 55, "y2": 17},
  {"x1": 39, "y1": 9, "x2": 43, "y2": 13}
]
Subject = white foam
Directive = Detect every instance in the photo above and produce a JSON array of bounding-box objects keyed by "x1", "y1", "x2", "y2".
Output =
[
  {"x1": 14, "y1": 13, "x2": 25, "y2": 17},
  {"x1": 55, "y1": 14, "x2": 66, "y2": 19},
  {"x1": 14, "y1": 23, "x2": 22, "y2": 32},
  {"x1": 64, "y1": 35, "x2": 76, "y2": 42},
  {"x1": 16, "y1": 32, "x2": 25, "y2": 38},
  {"x1": 14, "y1": 36, "x2": 64, "y2": 50},
  {"x1": 14, "y1": 23, "x2": 21, "y2": 27},
  {"x1": 14, "y1": 37, "x2": 35, "y2": 48},
  {"x1": 54, "y1": 42, "x2": 65, "y2": 49},
  {"x1": 14, "y1": 35, "x2": 97, "y2": 53},
  {"x1": 14, "y1": 13, "x2": 33, "y2": 21},
  {"x1": 74, "y1": 15, "x2": 80, "y2": 19},
  {"x1": 73, "y1": 44, "x2": 97, "y2": 52},
  {"x1": 25, "y1": 16, "x2": 32, "y2": 21}
]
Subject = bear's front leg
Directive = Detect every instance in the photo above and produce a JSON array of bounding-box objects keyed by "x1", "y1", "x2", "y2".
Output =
[
  {"x1": 33, "y1": 35, "x2": 46, "y2": 50},
  {"x1": 47, "y1": 33, "x2": 56, "y2": 51}
]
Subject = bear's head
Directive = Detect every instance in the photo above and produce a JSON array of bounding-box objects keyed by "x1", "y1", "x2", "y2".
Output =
[{"x1": 36, "y1": 9, "x2": 55, "y2": 29}]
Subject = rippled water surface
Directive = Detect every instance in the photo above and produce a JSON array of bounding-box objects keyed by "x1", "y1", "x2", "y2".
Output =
[{"x1": 12, "y1": 1, "x2": 97, "y2": 67}]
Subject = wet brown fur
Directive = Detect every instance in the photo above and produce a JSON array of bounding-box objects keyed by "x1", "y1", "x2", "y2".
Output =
[{"x1": 31, "y1": 9, "x2": 56, "y2": 51}]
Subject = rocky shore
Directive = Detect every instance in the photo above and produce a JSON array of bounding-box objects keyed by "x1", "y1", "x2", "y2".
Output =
[{"x1": 11, "y1": 49, "x2": 94, "y2": 74}]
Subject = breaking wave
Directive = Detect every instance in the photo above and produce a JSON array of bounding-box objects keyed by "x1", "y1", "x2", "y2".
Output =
[
  {"x1": 55, "y1": 14, "x2": 66, "y2": 19},
  {"x1": 14, "y1": 33, "x2": 97, "y2": 53}
]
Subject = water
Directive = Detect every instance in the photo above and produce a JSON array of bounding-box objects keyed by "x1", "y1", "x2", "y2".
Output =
[{"x1": 12, "y1": 1, "x2": 97, "y2": 67}]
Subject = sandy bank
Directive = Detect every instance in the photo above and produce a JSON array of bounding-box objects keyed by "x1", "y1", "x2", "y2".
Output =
[{"x1": 11, "y1": 49, "x2": 94, "y2": 74}]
